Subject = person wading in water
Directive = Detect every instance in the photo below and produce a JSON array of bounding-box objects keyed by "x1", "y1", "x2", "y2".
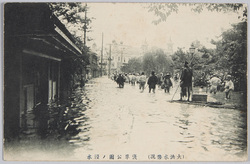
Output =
[{"x1": 180, "y1": 61, "x2": 193, "y2": 101}]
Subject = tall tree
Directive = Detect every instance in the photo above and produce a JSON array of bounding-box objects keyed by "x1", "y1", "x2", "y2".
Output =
[
  {"x1": 141, "y1": 48, "x2": 173, "y2": 76},
  {"x1": 212, "y1": 22, "x2": 247, "y2": 91},
  {"x1": 143, "y1": 53, "x2": 157, "y2": 76},
  {"x1": 154, "y1": 49, "x2": 173, "y2": 73},
  {"x1": 171, "y1": 48, "x2": 188, "y2": 70}
]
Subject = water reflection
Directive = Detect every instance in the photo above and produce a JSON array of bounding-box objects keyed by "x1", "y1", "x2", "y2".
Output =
[
  {"x1": 6, "y1": 77, "x2": 247, "y2": 161},
  {"x1": 171, "y1": 103, "x2": 247, "y2": 158},
  {"x1": 12, "y1": 86, "x2": 92, "y2": 158},
  {"x1": 72, "y1": 78, "x2": 247, "y2": 160}
]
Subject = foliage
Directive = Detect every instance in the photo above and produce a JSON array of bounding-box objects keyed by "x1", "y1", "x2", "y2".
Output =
[
  {"x1": 49, "y1": 3, "x2": 94, "y2": 89},
  {"x1": 154, "y1": 49, "x2": 173, "y2": 73},
  {"x1": 211, "y1": 22, "x2": 247, "y2": 91},
  {"x1": 190, "y1": 3, "x2": 244, "y2": 13},
  {"x1": 143, "y1": 50, "x2": 173, "y2": 76},
  {"x1": 170, "y1": 21, "x2": 247, "y2": 91},
  {"x1": 146, "y1": 3, "x2": 247, "y2": 25},
  {"x1": 121, "y1": 48, "x2": 174, "y2": 76},
  {"x1": 171, "y1": 44, "x2": 219, "y2": 86},
  {"x1": 120, "y1": 57, "x2": 142, "y2": 73},
  {"x1": 142, "y1": 53, "x2": 157, "y2": 76},
  {"x1": 49, "y1": 2, "x2": 93, "y2": 49},
  {"x1": 171, "y1": 48, "x2": 188, "y2": 70},
  {"x1": 146, "y1": 3, "x2": 179, "y2": 25}
]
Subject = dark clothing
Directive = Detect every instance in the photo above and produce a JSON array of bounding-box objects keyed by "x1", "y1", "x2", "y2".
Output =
[
  {"x1": 180, "y1": 66, "x2": 193, "y2": 101},
  {"x1": 116, "y1": 75, "x2": 125, "y2": 88},
  {"x1": 116, "y1": 75, "x2": 125, "y2": 83},
  {"x1": 181, "y1": 87, "x2": 187, "y2": 97},
  {"x1": 180, "y1": 66, "x2": 193, "y2": 87},
  {"x1": 147, "y1": 75, "x2": 158, "y2": 89},
  {"x1": 163, "y1": 76, "x2": 172, "y2": 87},
  {"x1": 163, "y1": 76, "x2": 173, "y2": 93}
]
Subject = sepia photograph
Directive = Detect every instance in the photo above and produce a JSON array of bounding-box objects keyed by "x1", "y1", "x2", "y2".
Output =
[{"x1": 3, "y1": 1, "x2": 248, "y2": 162}]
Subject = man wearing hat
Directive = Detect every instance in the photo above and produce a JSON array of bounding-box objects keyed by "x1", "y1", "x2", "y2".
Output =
[
  {"x1": 147, "y1": 71, "x2": 158, "y2": 93},
  {"x1": 180, "y1": 61, "x2": 193, "y2": 101},
  {"x1": 224, "y1": 75, "x2": 234, "y2": 100}
]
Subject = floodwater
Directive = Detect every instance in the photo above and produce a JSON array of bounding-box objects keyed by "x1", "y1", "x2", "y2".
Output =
[{"x1": 4, "y1": 76, "x2": 247, "y2": 161}]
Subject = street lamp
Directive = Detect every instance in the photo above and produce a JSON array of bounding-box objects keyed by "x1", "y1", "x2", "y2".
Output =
[{"x1": 189, "y1": 43, "x2": 195, "y2": 66}]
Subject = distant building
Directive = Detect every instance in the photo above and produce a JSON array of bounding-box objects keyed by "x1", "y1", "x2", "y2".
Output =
[
  {"x1": 91, "y1": 41, "x2": 142, "y2": 74},
  {"x1": 109, "y1": 44, "x2": 141, "y2": 73},
  {"x1": 86, "y1": 52, "x2": 99, "y2": 79}
]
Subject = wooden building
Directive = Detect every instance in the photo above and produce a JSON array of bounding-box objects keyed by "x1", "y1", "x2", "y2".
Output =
[{"x1": 4, "y1": 3, "x2": 87, "y2": 139}]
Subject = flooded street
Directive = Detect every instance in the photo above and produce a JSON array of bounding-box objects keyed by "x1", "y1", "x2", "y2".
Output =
[
  {"x1": 72, "y1": 76, "x2": 247, "y2": 161},
  {"x1": 5, "y1": 76, "x2": 247, "y2": 161},
  {"x1": 3, "y1": 2, "x2": 248, "y2": 163}
]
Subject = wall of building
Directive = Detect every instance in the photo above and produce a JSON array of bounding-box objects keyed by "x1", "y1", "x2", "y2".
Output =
[{"x1": 4, "y1": 3, "x2": 85, "y2": 140}]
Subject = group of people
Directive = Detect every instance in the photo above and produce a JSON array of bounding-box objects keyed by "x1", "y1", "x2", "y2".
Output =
[
  {"x1": 178, "y1": 61, "x2": 235, "y2": 101},
  {"x1": 179, "y1": 61, "x2": 235, "y2": 101},
  {"x1": 111, "y1": 61, "x2": 234, "y2": 101},
  {"x1": 208, "y1": 73, "x2": 234, "y2": 100},
  {"x1": 111, "y1": 71, "x2": 174, "y2": 94}
]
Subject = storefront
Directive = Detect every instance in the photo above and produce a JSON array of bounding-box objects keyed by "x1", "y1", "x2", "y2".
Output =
[{"x1": 4, "y1": 3, "x2": 85, "y2": 139}]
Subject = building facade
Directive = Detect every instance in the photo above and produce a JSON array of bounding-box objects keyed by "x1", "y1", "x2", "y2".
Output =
[
  {"x1": 4, "y1": 3, "x2": 87, "y2": 139},
  {"x1": 86, "y1": 52, "x2": 100, "y2": 79}
]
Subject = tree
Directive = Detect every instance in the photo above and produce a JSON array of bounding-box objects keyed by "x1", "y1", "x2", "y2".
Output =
[
  {"x1": 146, "y1": 3, "x2": 247, "y2": 25},
  {"x1": 121, "y1": 57, "x2": 142, "y2": 73},
  {"x1": 143, "y1": 53, "x2": 157, "y2": 76},
  {"x1": 49, "y1": 3, "x2": 94, "y2": 88},
  {"x1": 49, "y1": 3, "x2": 93, "y2": 49},
  {"x1": 154, "y1": 49, "x2": 173, "y2": 73},
  {"x1": 211, "y1": 22, "x2": 247, "y2": 91},
  {"x1": 171, "y1": 48, "x2": 188, "y2": 70},
  {"x1": 141, "y1": 48, "x2": 174, "y2": 76},
  {"x1": 171, "y1": 45, "x2": 214, "y2": 86}
]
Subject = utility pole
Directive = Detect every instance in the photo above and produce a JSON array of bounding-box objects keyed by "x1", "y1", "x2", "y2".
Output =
[
  {"x1": 108, "y1": 44, "x2": 112, "y2": 78},
  {"x1": 120, "y1": 43, "x2": 124, "y2": 72},
  {"x1": 100, "y1": 32, "x2": 103, "y2": 76}
]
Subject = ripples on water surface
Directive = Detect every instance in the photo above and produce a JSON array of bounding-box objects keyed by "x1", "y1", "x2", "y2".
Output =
[{"x1": 4, "y1": 77, "x2": 247, "y2": 161}]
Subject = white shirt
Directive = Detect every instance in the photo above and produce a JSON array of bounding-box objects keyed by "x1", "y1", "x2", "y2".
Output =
[
  {"x1": 209, "y1": 77, "x2": 221, "y2": 86},
  {"x1": 225, "y1": 80, "x2": 234, "y2": 90},
  {"x1": 139, "y1": 75, "x2": 147, "y2": 82}
]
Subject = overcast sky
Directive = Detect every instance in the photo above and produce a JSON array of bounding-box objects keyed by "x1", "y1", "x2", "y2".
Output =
[{"x1": 86, "y1": 3, "x2": 243, "y2": 52}]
